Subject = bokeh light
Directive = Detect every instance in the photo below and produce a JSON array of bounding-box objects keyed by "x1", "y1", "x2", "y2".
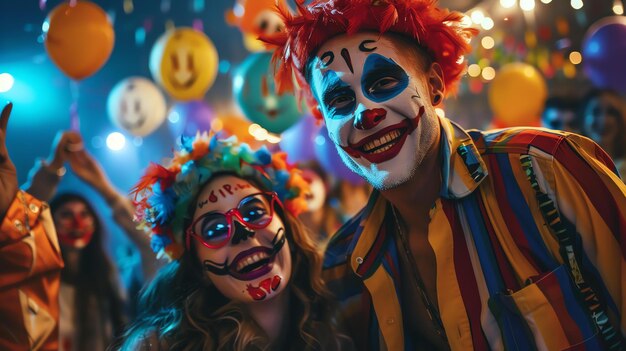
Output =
[
  {"x1": 0, "y1": 73, "x2": 15, "y2": 93},
  {"x1": 106, "y1": 132, "x2": 126, "y2": 151}
]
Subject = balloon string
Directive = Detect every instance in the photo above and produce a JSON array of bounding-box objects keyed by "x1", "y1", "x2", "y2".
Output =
[{"x1": 70, "y1": 80, "x2": 80, "y2": 132}]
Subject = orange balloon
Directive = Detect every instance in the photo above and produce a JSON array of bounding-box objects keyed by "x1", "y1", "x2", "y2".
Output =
[
  {"x1": 45, "y1": 1, "x2": 115, "y2": 80},
  {"x1": 225, "y1": 0, "x2": 290, "y2": 51}
]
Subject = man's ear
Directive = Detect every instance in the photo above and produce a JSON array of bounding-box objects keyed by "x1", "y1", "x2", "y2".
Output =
[{"x1": 427, "y1": 62, "x2": 445, "y2": 106}]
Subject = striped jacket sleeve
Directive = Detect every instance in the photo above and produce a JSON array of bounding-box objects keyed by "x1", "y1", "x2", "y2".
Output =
[{"x1": 546, "y1": 134, "x2": 626, "y2": 338}]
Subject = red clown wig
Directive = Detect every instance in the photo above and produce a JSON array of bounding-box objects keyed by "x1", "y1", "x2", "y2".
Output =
[{"x1": 265, "y1": 0, "x2": 478, "y2": 119}]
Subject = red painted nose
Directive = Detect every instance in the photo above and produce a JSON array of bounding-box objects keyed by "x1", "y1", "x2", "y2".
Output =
[{"x1": 354, "y1": 108, "x2": 387, "y2": 130}]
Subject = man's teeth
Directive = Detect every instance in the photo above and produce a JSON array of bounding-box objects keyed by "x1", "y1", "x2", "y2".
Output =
[
  {"x1": 236, "y1": 252, "x2": 270, "y2": 272},
  {"x1": 362, "y1": 130, "x2": 402, "y2": 153}
]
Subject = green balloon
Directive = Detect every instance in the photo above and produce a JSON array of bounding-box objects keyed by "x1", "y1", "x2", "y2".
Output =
[{"x1": 233, "y1": 52, "x2": 305, "y2": 134}]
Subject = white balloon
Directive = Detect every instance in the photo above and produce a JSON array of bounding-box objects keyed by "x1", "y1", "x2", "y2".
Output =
[{"x1": 107, "y1": 77, "x2": 167, "y2": 136}]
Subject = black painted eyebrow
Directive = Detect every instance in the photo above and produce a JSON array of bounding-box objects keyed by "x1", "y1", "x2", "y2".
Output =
[
  {"x1": 320, "y1": 51, "x2": 335, "y2": 67},
  {"x1": 359, "y1": 39, "x2": 378, "y2": 52},
  {"x1": 340, "y1": 48, "x2": 354, "y2": 73}
]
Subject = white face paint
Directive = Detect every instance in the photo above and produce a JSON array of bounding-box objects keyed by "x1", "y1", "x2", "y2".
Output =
[
  {"x1": 191, "y1": 176, "x2": 292, "y2": 304},
  {"x1": 308, "y1": 33, "x2": 440, "y2": 190}
]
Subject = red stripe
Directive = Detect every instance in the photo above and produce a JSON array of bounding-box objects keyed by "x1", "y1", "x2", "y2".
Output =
[
  {"x1": 442, "y1": 199, "x2": 490, "y2": 350},
  {"x1": 533, "y1": 134, "x2": 626, "y2": 257},
  {"x1": 507, "y1": 129, "x2": 558, "y2": 145},
  {"x1": 535, "y1": 271, "x2": 585, "y2": 345},
  {"x1": 594, "y1": 143, "x2": 618, "y2": 175},
  {"x1": 484, "y1": 154, "x2": 543, "y2": 273},
  {"x1": 384, "y1": 251, "x2": 400, "y2": 281},
  {"x1": 356, "y1": 220, "x2": 388, "y2": 276},
  {"x1": 475, "y1": 185, "x2": 522, "y2": 291}
]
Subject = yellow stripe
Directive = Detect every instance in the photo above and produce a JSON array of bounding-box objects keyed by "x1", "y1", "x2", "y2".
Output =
[
  {"x1": 478, "y1": 176, "x2": 539, "y2": 282},
  {"x1": 363, "y1": 266, "x2": 405, "y2": 350},
  {"x1": 350, "y1": 195, "x2": 388, "y2": 274},
  {"x1": 507, "y1": 154, "x2": 562, "y2": 264},
  {"x1": 429, "y1": 199, "x2": 474, "y2": 350},
  {"x1": 509, "y1": 272, "x2": 570, "y2": 351}
]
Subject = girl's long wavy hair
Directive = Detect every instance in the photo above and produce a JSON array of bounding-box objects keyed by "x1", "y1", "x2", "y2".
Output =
[
  {"x1": 114, "y1": 174, "x2": 348, "y2": 351},
  {"x1": 50, "y1": 193, "x2": 126, "y2": 350}
]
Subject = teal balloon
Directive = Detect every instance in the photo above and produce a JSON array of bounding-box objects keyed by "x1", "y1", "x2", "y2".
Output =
[{"x1": 233, "y1": 52, "x2": 304, "y2": 134}]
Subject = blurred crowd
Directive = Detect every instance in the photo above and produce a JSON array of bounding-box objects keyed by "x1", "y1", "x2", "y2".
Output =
[{"x1": 542, "y1": 88, "x2": 626, "y2": 177}]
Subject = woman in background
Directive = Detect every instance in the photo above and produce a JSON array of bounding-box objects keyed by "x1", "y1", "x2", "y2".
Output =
[{"x1": 22, "y1": 131, "x2": 156, "y2": 351}]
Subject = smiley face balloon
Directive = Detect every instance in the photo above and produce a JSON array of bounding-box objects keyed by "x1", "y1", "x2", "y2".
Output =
[
  {"x1": 107, "y1": 77, "x2": 167, "y2": 137},
  {"x1": 150, "y1": 28, "x2": 218, "y2": 101},
  {"x1": 233, "y1": 52, "x2": 304, "y2": 134}
]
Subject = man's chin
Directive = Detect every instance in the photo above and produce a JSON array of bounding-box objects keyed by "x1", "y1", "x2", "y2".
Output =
[
  {"x1": 340, "y1": 153, "x2": 415, "y2": 191},
  {"x1": 365, "y1": 170, "x2": 415, "y2": 191}
]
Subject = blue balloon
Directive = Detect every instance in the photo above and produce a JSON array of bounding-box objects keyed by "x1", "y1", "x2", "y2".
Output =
[
  {"x1": 314, "y1": 126, "x2": 364, "y2": 185},
  {"x1": 168, "y1": 100, "x2": 215, "y2": 137},
  {"x1": 279, "y1": 115, "x2": 321, "y2": 164},
  {"x1": 582, "y1": 16, "x2": 626, "y2": 93},
  {"x1": 233, "y1": 52, "x2": 304, "y2": 134}
]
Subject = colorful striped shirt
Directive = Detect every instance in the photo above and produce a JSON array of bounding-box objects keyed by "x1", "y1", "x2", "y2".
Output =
[{"x1": 323, "y1": 117, "x2": 626, "y2": 351}]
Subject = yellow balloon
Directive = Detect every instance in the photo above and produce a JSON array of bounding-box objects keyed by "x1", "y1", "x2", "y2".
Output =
[
  {"x1": 150, "y1": 28, "x2": 218, "y2": 101},
  {"x1": 488, "y1": 62, "x2": 547, "y2": 127},
  {"x1": 45, "y1": 1, "x2": 115, "y2": 80}
]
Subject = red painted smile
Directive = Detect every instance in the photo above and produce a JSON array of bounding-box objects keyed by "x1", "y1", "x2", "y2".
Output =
[{"x1": 341, "y1": 106, "x2": 424, "y2": 164}]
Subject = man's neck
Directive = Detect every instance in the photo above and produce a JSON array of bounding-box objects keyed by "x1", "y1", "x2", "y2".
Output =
[{"x1": 381, "y1": 128, "x2": 443, "y2": 230}]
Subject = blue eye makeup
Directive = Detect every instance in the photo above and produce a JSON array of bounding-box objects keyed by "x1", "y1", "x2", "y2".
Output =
[
  {"x1": 361, "y1": 54, "x2": 409, "y2": 103},
  {"x1": 319, "y1": 70, "x2": 356, "y2": 119}
]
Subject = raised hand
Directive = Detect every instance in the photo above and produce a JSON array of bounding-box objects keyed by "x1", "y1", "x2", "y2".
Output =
[
  {"x1": 68, "y1": 148, "x2": 109, "y2": 190},
  {"x1": 45, "y1": 130, "x2": 83, "y2": 172},
  {"x1": 0, "y1": 102, "x2": 17, "y2": 218},
  {"x1": 68, "y1": 148, "x2": 117, "y2": 202}
]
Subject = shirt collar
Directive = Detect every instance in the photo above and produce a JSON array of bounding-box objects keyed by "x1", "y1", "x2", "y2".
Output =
[
  {"x1": 438, "y1": 116, "x2": 488, "y2": 199},
  {"x1": 346, "y1": 117, "x2": 488, "y2": 272}
]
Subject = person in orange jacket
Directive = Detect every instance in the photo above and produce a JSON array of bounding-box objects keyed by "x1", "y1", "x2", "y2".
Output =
[{"x1": 0, "y1": 102, "x2": 64, "y2": 351}]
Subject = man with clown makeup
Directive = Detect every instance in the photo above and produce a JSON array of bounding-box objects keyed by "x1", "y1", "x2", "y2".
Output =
[{"x1": 268, "y1": 0, "x2": 626, "y2": 350}]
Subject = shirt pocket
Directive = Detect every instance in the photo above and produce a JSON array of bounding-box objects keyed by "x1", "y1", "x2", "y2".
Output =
[{"x1": 488, "y1": 265, "x2": 603, "y2": 351}]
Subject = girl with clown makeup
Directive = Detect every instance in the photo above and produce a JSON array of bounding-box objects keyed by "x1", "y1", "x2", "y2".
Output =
[{"x1": 115, "y1": 133, "x2": 351, "y2": 350}]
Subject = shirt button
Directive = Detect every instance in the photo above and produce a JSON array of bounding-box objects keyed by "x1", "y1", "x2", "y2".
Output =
[
  {"x1": 14, "y1": 220, "x2": 23, "y2": 231},
  {"x1": 29, "y1": 204, "x2": 39, "y2": 214},
  {"x1": 356, "y1": 257, "x2": 364, "y2": 264},
  {"x1": 386, "y1": 317, "x2": 395, "y2": 324}
]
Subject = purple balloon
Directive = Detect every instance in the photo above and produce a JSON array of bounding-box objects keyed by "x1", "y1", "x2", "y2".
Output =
[
  {"x1": 168, "y1": 100, "x2": 215, "y2": 137},
  {"x1": 582, "y1": 16, "x2": 626, "y2": 93},
  {"x1": 314, "y1": 126, "x2": 364, "y2": 185},
  {"x1": 279, "y1": 115, "x2": 321, "y2": 163}
]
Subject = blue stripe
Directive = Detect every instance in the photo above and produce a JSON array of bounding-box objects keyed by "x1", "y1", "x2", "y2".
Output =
[
  {"x1": 553, "y1": 266, "x2": 603, "y2": 347},
  {"x1": 460, "y1": 194, "x2": 505, "y2": 294},
  {"x1": 461, "y1": 193, "x2": 537, "y2": 350},
  {"x1": 561, "y1": 213, "x2": 620, "y2": 316},
  {"x1": 495, "y1": 154, "x2": 559, "y2": 271},
  {"x1": 380, "y1": 239, "x2": 416, "y2": 350}
]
